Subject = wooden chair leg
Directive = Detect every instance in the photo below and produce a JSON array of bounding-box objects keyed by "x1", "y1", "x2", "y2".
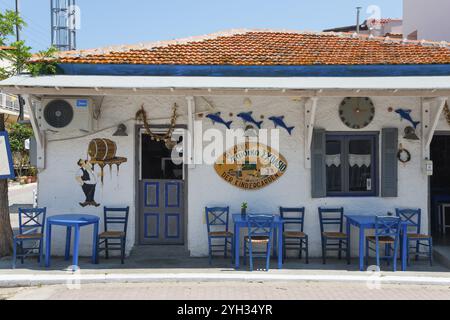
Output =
[
  {"x1": 429, "y1": 238, "x2": 433, "y2": 267},
  {"x1": 12, "y1": 239, "x2": 17, "y2": 269},
  {"x1": 338, "y1": 240, "x2": 342, "y2": 260},
  {"x1": 121, "y1": 238, "x2": 125, "y2": 264},
  {"x1": 207, "y1": 238, "x2": 212, "y2": 265},
  {"x1": 105, "y1": 239, "x2": 109, "y2": 259},
  {"x1": 322, "y1": 238, "x2": 326, "y2": 265},
  {"x1": 299, "y1": 239, "x2": 303, "y2": 259},
  {"x1": 305, "y1": 237, "x2": 309, "y2": 264},
  {"x1": 365, "y1": 239, "x2": 369, "y2": 267},
  {"x1": 249, "y1": 243, "x2": 253, "y2": 271}
]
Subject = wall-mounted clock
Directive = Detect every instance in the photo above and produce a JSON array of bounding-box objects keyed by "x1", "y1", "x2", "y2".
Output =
[{"x1": 339, "y1": 97, "x2": 375, "y2": 129}]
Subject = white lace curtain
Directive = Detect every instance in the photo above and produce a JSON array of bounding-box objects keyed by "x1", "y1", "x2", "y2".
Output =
[{"x1": 326, "y1": 154, "x2": 371, "y2": 168}]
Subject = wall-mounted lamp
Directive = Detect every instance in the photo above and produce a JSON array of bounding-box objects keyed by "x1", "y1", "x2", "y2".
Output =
[{"x1": 113, "y1": 123, "x2": 128, "y2": 136}]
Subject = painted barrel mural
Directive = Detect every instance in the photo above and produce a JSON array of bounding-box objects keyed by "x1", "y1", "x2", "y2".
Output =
[{"x1": 88, "y1": 138, "x2": 117, "y2": 161}]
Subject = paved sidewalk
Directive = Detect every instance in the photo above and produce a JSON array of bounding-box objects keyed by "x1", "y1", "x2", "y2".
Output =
[{"x1": 4, "y1": 281, "x2": 450, "y2": 300}]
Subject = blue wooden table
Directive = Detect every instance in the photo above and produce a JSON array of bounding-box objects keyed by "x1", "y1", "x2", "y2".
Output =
[
  {"x1": 232, "y1": 214, "x2": 284, "y2": 269},
  {"x1": 345, "y1": 215, "x2": 409, "y2": 272},
  {"x1": 45, "y1": 214, "x2": 100, "y2": 269}
]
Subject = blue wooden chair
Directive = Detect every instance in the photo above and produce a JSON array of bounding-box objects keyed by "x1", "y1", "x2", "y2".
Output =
[
  {"x1": 244, "y1": 214, "x2": 275, "y2": 271},
  {"x1": 280, "y1": 207, "x2": 308, "y2": 264},
  {"x1": 318, "y1": 207, "x2": 349, "y2": 264},
  {"x1": 96, "y1": 206, "x2": 129, "y2": 264},
  {"x1": 396, "y1": 208, "x2": 433, "y2": 266},
  {"x1": 12, "y1": 207, "x2": 46, "y2": 269},
  {"x1": 205, "y1": 207, "x2": 233, "y2": 265},
  {"x1": 365, "y1": 216, "x2": 401, "y2": 271}
]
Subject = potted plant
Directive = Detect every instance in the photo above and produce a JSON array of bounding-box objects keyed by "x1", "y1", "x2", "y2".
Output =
[{"x1": 241, "y1": 202, "x2": 248, "y2": 218}]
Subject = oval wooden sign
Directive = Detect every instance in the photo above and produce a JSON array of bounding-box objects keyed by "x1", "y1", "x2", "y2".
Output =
[{"x1": 214, "y1": 142, "x2": 288, "y2": 190}]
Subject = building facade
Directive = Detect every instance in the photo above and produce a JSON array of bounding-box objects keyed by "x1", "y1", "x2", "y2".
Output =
[{"x1": 1, "y1": 30, "x2": 450, "y2": 258}]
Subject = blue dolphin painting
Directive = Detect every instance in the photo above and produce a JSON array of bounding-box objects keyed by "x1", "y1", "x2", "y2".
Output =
[
  {"x1": 395, "y1": 109, "x2": 421, "y2": 129},
  {"x1": 206, "y1": 112, "x2": 233, "y2": 129},
  {"x1": 268, "y1": 116, "x2": 295, "y2": 135},
  {"x1": 237, "y1": 112, "x2": 263, "y2": 129}
]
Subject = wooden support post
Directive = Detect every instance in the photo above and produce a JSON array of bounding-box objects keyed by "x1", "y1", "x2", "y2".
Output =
[
  {"x1": 304, "y1": 97, "x2": 318, "y2": 169},
  {"x1": 186, "y1": 96, "x2": 195, "y2": 169},
  {"x1": 24, "y1": 94, "x2": 45, "y2": 169},
  {"x1": 421, "y1": 97, "x2": 447, "y2": 160}
]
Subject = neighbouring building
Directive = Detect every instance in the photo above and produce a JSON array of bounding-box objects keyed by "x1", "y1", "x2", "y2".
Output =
[{"x1": 1, "y1": 29, "x2": 450, "y2": 259}]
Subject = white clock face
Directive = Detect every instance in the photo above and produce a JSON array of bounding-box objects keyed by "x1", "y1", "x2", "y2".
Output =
[{"x1": 339, "y1": 97, "x2": 375, "y2": 129}]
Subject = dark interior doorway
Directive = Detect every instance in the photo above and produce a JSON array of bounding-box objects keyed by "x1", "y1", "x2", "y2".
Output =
[
  {"x1": 430, "y1": 134, "x2": 450, "y2": 244},
  {"x1": 138, "y1": 131, "x2": 185, "y2": 245}
]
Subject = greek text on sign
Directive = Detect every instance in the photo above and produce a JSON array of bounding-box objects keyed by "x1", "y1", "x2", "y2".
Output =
[{"x1": 214, "y1": 142, "x2": 287, "y2": 190}]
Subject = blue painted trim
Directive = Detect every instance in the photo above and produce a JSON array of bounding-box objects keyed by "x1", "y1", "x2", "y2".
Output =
[
  {"x1": 165, "y1": 213, "x2": 180, "y2": 239},
  {"x1": 0, "y1": 131, "x2": 15, "y2": 180},
  {"x1": 57, "y1": 63, "x2": 450, "y2": 77},
  {"x1": 144, "y1": 213, "x2": 159, "y2": 239},
  {"x1": 165, "y1": 182, "x2": 180, "y2": 208},
  {"x1": 144, "y1": 182, "x2": 159, "y2": 208}
]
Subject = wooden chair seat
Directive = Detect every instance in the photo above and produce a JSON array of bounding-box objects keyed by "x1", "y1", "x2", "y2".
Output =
[
  {"x1": 284, "y1": 231, "x2": 306, "y2": 238},
  {"x1": 407, "y1": 233, "x2": 431, "y2": 240},
  {"x1": 15, "y1": 233, "x2": 43, "y2": 240},
  {"x1": 208, "y1": 231, "x2": 233, "y2": 237},
  {"x1": 366, "y1": 236, "x2": 395, "y2": 244},
  {"x1": 322, "y1": 232, "x2": 347, "y2": 239},
  {"x1": 99, "y1": 231, "x2": 125, "y2": 238},
  {"x1": 244, "y1": 236, "x2": 269, "y2": 243}
]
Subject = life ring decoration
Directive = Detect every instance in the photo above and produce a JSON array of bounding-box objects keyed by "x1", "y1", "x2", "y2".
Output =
[{"x1": 397, "y1": 144, "x2": 411, "y2": 164}]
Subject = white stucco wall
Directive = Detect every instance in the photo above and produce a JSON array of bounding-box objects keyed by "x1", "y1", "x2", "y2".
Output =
[
  {"x1": 403, "y1": 0, "x2": 450, "y2": 41},
  {"x1": 36, "y1": 94, "x2": 448, "y2": 258}
]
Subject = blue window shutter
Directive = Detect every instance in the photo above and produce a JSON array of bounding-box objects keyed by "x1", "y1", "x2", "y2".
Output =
[
  {"x1": 381, "y1": 128, "x2": 398, "y2": 197},
  {"x1": 311, "y1": 129, "x2": 327, "y2": 198}
]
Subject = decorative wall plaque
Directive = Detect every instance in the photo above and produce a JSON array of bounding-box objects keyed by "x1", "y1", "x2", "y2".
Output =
[{"x1": 214, "y1": 142, "x2": 287, "y2": 190}]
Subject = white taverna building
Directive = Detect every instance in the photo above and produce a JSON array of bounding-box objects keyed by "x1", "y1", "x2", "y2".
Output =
[{"x1": 1, "y1": 29, "x2": 450, "y2": 263}]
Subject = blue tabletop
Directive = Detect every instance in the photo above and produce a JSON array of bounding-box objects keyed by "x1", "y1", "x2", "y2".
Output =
[
  {"x1": 232, "y1": 213, "x2": 283, "y2": 223},
  {"x1": 346, "y1": 215, "x2": 409, "y2": 226},
  {"x1": 48, "y1": 214, "x2": 100, "y2": 225}
]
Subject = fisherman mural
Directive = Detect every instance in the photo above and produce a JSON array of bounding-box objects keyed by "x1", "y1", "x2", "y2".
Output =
[
  {"x1": 76, "y1": 159, "x2": 100, "y2": 207},
  {"x1": 76, "y1": 138, "x2": 128, "y2": 207}
]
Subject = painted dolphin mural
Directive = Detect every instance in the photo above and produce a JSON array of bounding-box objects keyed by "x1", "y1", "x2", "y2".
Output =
[
  {"x1": 268, "y1": 116, "x2": 295, "y2": 135},
  {"x1": 395, "y1": 109, "x2": 421, "y2": 129},
  {"x1": 206, "y1": 112, "x2": 233, "y2": 129},
  {"x1": 237, "y1": 111, "x2": 263, "y2": 129}
]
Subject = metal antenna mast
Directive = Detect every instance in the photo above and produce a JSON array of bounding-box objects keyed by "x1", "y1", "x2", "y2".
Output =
[{"x1": 51, "y1": 0, "x2": 77, "y2": 51}]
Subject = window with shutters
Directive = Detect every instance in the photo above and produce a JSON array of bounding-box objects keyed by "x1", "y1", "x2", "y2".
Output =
[{"x1": 325, "y1": 133, "x2": 378, "y2": 197}]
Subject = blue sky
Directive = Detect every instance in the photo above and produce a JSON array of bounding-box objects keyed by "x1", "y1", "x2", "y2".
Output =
[{"x1": 0, "y1": 0, "x2": 402, "y2": 52}]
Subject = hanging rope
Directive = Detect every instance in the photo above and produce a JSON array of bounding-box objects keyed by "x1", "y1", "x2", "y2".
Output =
[
  {"x1": 135, "y1": 103, "x2": 179, "y2": 143},
  {"x1": 444, "y1": 101, "x2": 450, "y2": 126}
]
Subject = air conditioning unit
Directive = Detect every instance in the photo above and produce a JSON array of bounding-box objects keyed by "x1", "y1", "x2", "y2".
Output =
[{"x1": 37, "y1": 98, "x2": 94, "y2": 132}]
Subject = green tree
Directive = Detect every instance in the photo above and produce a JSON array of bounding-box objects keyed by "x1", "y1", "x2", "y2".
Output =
[
  {"x1": 0, "y1": 8, "x2": 57, "y2": 257},
  {"x1": 9, "y1": 122, "x2": 33, "y2": 178}
]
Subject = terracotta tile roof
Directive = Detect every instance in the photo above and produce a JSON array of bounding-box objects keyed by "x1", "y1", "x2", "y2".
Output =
[{"x1": 53, "y1": 29, "x2": 450, "y2": 66}]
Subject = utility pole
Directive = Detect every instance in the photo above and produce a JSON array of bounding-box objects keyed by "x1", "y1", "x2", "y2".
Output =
[{"x1": 15, "y1": 0, "x2": 25, "y2": 122}]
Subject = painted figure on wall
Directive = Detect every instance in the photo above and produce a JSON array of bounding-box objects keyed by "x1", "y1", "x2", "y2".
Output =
[{"x1": 76, "y1": 159, "x2": 100, "y2": 207}]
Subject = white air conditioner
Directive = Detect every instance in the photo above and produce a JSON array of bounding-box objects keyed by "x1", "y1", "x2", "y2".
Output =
[{"x1": 38, "y1": 98, "x2": 94, "y2": 132}]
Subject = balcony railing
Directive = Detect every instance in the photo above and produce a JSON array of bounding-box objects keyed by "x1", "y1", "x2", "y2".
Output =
[{"x1": 0, "y1": 92, "x2": 20, "y2": 113}]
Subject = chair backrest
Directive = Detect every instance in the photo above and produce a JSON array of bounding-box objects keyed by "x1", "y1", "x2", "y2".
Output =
[
  {"x1": 104, "y1": 207, "x2": 130, "y2": 233},
  {"x1": 318, "y1": 207, "x2": 344, "y2": 233},
  {"x1": 395, "y1": 208, "x2": 421, "y2": 234},
  {"x1": 205, "y1": 207, "x2": 230, "y2": 233},
  {"x1": 247, "y1": 214, "x2": 275, "y2": 239},
  {"x1": 375, "y1": 216, "x2": 401, "y2": 238},
  {"x1": 18, "y1": 207, "x2": 46, "y2": 235},
  {"x1": 280, "y1": 207, "x2": 305, "y2": 232}
]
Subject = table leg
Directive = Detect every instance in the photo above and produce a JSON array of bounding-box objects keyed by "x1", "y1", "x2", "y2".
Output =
[
  {"x1": 234, "y1": 224, "x2": 240, "y2": 269},
  {"x1": 65, "y1": 226, "x2": 72, "y2": 261},
  {"x1": 402, "y1": 224, "x2": 408, "y2": 271},
  {"x1": 45, "y1": 223, "x2": 52, "y2": 268},
  {"x1": 273, "y1": 227, "x2": 277, "y2": 258},
  {"x1": 359, "y1": 226, "x2": 365, "y2": 271},
  {"x1": 277, "y1": 224, "x2": 283, "y2": 269},
  {"x1": 72, "y1": 225, "x2": 80, "y2": 269},
  {"x1": 92, "y1": 222, "x2": 99, "y2": 264},
  {"x1": 346, "y1": 220, "x2": 351, "y2": 265}
]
